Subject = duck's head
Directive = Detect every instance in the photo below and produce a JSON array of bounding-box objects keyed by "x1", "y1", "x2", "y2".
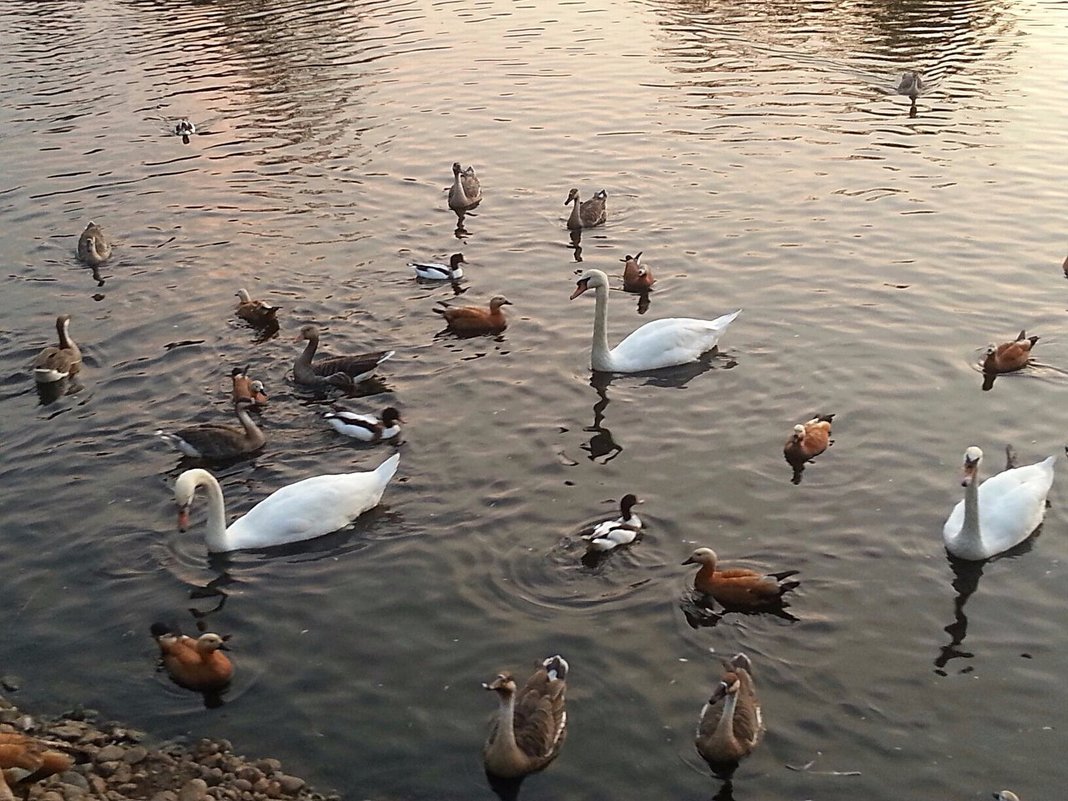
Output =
[
  {"x1": 250, "y1": 380, "x2": 267, "y2": 396},
  {"x1": 620, "y1": 493, "x2": 643, "y2": 516},
  {"x1": 708, "y1": 674, "x2": 740, "y2": 704},
  {"x1": 489, "y1": 295, "x2": 512, "y2": 312},
  {"x1": 296, "y1": 324, "x2": 320, "y2": 343},
  {"x1": 961, "y1": 446, "x2": 983, "y2": 487},
  {"x1": 570, "y1": 269, "x2": 609, "y2": 299},
  {"x1": 452, "y1": 162, "x2": 462, "y2": 176},
  {"x1": 381, "y1": 407, "x2": 404, "y2": 426},
  {"x1": 235, "y1": 288, "x2": 252, "y2": 303},
  {"x1": 682, "y1": 547, "x2": 717, "y2": 567},
  {"x1": 564, "y1": 188, "x2": 579, "y2": 205},
  {"x1": 791, "y1": 423, "x2": 806, "y2": 441},
  {"x1": 196, "y1": 633, "x2": 231, "y2": 653},
  {"x1": 483, "y1": 672, "x2": 517, "y2": 696},
  {"x1": 449, "y1": 253, "x2": 466, "y2": 268}
]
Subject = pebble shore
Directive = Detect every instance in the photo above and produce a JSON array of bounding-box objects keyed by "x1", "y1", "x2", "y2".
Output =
[{"x1": 0, "y1": 693, "x2": 338, "y2": 801}]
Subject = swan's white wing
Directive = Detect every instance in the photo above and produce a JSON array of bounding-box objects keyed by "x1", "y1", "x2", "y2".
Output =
[
  {"x1": 610, "y1": 312, "x2": 740, "y2": 373},
  {"x1": 225, "y1": 461, "x2": 398, "y2": 549},
  {"x1": 976, "y1": 458, "x2": 1055, "y2": 554}
]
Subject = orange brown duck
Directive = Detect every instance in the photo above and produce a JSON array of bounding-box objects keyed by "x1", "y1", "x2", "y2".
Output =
[
  {"x1": 0, "y1": 732, "x2": 73, "y2": 799},
  {"x1": 983, "y1": 330, "x2": 1038, "y2": 374},
  {"x1": 230, "y1": 366, "x2": 268, "y2": 407},
  {"x1": 234, "y1": 288, "x2": 280, "y2": 327},
  {"x1": 783, "y1": 414, "x2": 834, "y2": 468},
  {"x1": 150, "y1": 623, "x2": 233, "y2": 692},
  {"x1": 621, "y1": 252, "x2": 655, "y2": 293},
  {"x1": 435, "y1": 295, "x2": 511, "y2": 336},
  {"x1": 682, "y1": 547, "x2": 800, "y2": 610}
]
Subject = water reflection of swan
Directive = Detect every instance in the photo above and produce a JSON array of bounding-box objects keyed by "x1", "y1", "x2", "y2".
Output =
[
  {"x1": 933, "y1": 554, "x2": 983, "y2": 675},
  {"x1": 581, "y1": 373, "x2": 623, "y2": 463}
]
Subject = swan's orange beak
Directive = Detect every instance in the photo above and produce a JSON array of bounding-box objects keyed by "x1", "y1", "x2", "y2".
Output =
[
  {"x1": 177, "y1": 507, "x2": 190, "y2": 532},
  {"x1": 570, "y1": 280, "x2": 590, "y2": 300}
]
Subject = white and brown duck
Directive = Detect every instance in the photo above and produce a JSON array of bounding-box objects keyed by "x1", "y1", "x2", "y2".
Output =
[
  {"x1": 235, "y1": 288, "x2": 280, "y2": 327},
  {"x1": 32, "y1": 314, "x2": 82, "y2": 384},
  {"x1": 621, "y1": 251, "x2": 654, "y2": 292},
  {"x1": 783, "y1": 414, "x2": 834, "y2": 468},
  {"x1": 983, "y1": 331, "x2": 1038, "y2": 374},
  {"x1": 483, "y1": 655, "x2": 568, "y2": 779},
  {"x1": 695, "y1": 653, "x2": 764, "y2": 775},
  {"x1": 156, "y1": 397, "x2": 266, "y2": 461},
  {"x1": 682, "y1": 547, "x2": 800, "y2": 610},
  {"x1": 564, "y1": 188, "x2": 607, "y2": 230},
  {"x1": 231, "y1": 366, "x2": 268, "y2": 407},
  {"x1": 150, "y1": 623, "x2": 233, "y2": 692},
  {"x1": 294, "y1": 324, "x2": 395, "y2": 388},
  {"x1": 324, "y1": 406, "x2": 403, "y2": 443}
]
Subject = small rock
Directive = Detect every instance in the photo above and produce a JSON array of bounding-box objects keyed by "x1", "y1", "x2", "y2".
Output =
[
  {"x1": 233, "y1": 779, "x2": 252, "y2": 792},
  {"x1": 150, "y1": 793, "x2": 178, "y2": 801},
  {"x1": 255, "y1": 758, "x2": 281, "y2": 774},
  {"x1": 50, "y1": 722, "x2": 88, "y2": 741},
  {"x1": 201, "y1": 766, "x2": 224, "y2": 785},
  {"x1": 1, "y1": 674, "x2": 22, "y2": 691},
  {"x1": 123, "y1": 745, "x2": 148, "y2": 764},
  {"x1": 95, "y1": 760, "x2": 119, "y2": 777},
  {"x1": 61, "y1": 786, "x2": 86, "y2": 801},
  {"x1": 96, "y1": 744, "x2": 126, "y2": 762},
  {"x1": 277, "y1": 775, "x2": 305, "y2": 794},
  {"x1": 178, "y1": 778, "x2": 209, "y2": 801},
  {"x1": 59, "y1": 771, "x2": 89, "y2": 790}
]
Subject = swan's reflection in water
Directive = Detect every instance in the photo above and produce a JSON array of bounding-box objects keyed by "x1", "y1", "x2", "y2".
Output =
[{"x1": 582, "y1": 372, "x2": 622, "y2": 463}]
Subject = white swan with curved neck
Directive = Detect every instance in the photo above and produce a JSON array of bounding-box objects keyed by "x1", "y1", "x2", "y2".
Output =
[
  {"x1": 943, "y1": 446, "x2": 1055, "y2": 560},
  {"x1": 174, "y1": 453, "x2": 400, "y2": 553},
  {"x1": 570, "y1": 269, "x2": 740, "y2": 373}
]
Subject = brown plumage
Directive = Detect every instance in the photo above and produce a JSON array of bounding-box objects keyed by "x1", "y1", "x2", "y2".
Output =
[
  {"x1": 483, "y1": 655, "x2": 568, "y2": 779},
  {"x1": 76, "y1": 221, "x2": 111, "y2": 267},
  {"x1": 235, "y1": 288, "x2": 280, "y2": 326},
  {"x1": 621, "y1": 252, "x2": 654, "y2": 292},
  {"x1": 293, "y1": 324, "x2": 395, "y2": 388},
  {"x1": 435, "y1": 295, "x2": 511, "y2": 336},
  {"x1": 448, "y1": 162, "x2": 482, "y2": 213},
  {"x1": 150, "y1": 623, "x2": 233, "y2": 692},
  {"x1": 32, "y1": 314, "x2": 81, "y2": 384},
  {"x1": 783, "y1": 414, "x2": 834, "y2": 467},
  {"x1": 0, "y1": 731, "x2": 73, "y2": 797},
  {"x1": 564, "y1": 188, "x2": 607, "y2": 230},
  {"x1": 156, "y1": 397, "x2": 266, "y2": 461},
  {"x1": 682, "y1": 547, "x2": 800, "y2": 610},
  {"x1": 983, "y1": 330, "x2": 1038, "y2": 374},
  {"x1": 231, "y1": 366, "x2": 268, "y2": 407},
  {"x1": 695, "y1": 653, "x2": 764, "y2": 774}
]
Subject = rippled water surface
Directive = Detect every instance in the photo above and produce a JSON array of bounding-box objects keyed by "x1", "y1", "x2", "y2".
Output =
[{"x1": 3, "y1": 0, "x2": 1068, "y2": 798}]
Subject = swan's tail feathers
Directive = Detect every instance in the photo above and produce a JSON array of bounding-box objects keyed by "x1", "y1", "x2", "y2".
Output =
[
  {"x1": 542, "y1": 655, "x2": 569, "y2": 681},
  {"x1": 713, "y1": 309, "x2": 742, "y2": 329},
  {"x1": 375, "y1": 452, "x2": 401, "y2": 481}
]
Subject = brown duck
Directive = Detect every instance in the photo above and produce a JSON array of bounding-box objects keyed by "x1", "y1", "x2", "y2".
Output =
[
  {"x1": 695, "y1": 653, "x2": 764, "y2": 774},
  {"x1": 150, "y1": 623, "x2": 233, "y2": 692},
  {"x1": 235, "y1": 288, "x2": 280, "y2": 327},
  {"x1": 983, "y1": 330, "x2": 1038, "y2": 374},
  {"x1": 682, "y1": 547, "x2": 799, "y2": 609},
  {"x1": 0, "y1": 732, "x2": 73, "y2": 800},
  {"x1": 621, "y1": 252, "x2": 654, "y2": 292},
  {"x1": 783, "y1": 414, "x2": 834, "y2": 467},
  {"x1": 435, "y1": 295, "x2": 511, "y2": 336},
  {"x1": 483, "y1": 655, "x2": 568, "y2": 779},
  {"x1": 231, "y1": 366, "x2": 268, "y2": 407}
]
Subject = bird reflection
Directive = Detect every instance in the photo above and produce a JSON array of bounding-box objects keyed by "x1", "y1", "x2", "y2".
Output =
[
  {"x1": 634, "y1": 289, "x2": 651, "y2": 315},
  {"x1": 680, "y1": 590, "x2": 800, "y2": 630},
  {"x1": 35, "y1": 377, "x2": 82, "y2": 406},
  {"x1": 485, "y1": 771, "x2": 522, "y2": 801},
  {"x1": 981, "y1": 369, "x2": 997, "y2": 392},
  {"x1": 710, "y1": 779, "x2": 736, "y2": 801},
  {"x1": 569, "y1": 228, "x2": 583, "y2": 262},
  {"x1": 454, "y1": 214, "x2": 472, "y2": 239},
  {"x1": 581, "y1": 372, "x2": 622, "y2": 463},
  {"x1": 933, "y1": 555, "x2": 984, "y2": 675}
]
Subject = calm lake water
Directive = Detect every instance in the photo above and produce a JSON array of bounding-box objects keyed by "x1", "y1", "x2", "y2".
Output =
[{"x1": 2, "y1": 0, "x2": 1068, "y2": 799}]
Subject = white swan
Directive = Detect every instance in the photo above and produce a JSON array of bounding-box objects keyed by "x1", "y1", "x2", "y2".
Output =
[
  {"x1": 570, "y1": 269, "x2": 740, "y2": 373},
  {"x1": 174, "y1": 453, "x2": 400, "y2": 553},
  {"x1": 943, "y1": 446, "x2": 1056, "y2": 560}
]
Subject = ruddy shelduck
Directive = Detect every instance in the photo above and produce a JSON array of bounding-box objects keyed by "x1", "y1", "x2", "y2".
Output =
[
  {"x1": 230, "y1": 366, "x2": 268, "y2": 407},
  {"x1": 682, "y1": 547, "x2": 800, "y2": 610},
  {"x1": 235, "y1": 288, "x2": 280, "y2": 327},
  {"x1": 150, "y1": 623, "x2": 233, "y2": 692},
  {"x1": 0, "y1": 731, "x2": 73, "y2": 798},
  {"x1": 435, "y1": 296, "x2": 511, "y2": 336},
  {"x1": 621, "y1": 252, "x2": 654, "y2": 292},
  {"x1": 983, "y1": 330, "x2": 1038, "y2": 374},
  {"x1": 783, "y1": 414, "x2": 834, "y2": 467}
]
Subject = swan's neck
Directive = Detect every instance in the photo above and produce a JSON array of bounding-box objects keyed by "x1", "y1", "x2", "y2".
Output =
[
  {"x1": 192, "y1": 470, "x2": 230, "y2": 551},
  {"x1": 959, "y1": 470, "x2": 982, "y2": 544},
  {"x1": 712, "y1": 690, "x2": 739, "y2": 749},
  {"x1": 589, "y1": 282, "x2": 613, "y2": 371}
]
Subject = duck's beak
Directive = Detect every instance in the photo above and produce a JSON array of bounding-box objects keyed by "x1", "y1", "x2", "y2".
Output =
[{"x1": 681, "y1": 556, "x2": 696, "y2": 565}]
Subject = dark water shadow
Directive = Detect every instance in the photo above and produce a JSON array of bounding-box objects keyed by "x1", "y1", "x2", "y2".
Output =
[
  {"x1": 934, "y1": 539, "x2": 1037, "y2": 675},
  {"x1": 454, "y1": 212, "x2": 473, "y2": 239},
  {"x1": 679, "y1": 590, "x2": 800, "y2": 630},
  {"x1": 569, "y1": 228, "x2": 583, "y2": 262},
  {"x1": 638, "y1": 350, "x2": 738, "y2": 390},
  {"x1": 708, "y1": 778, "x2": 737, "y2": 800},
  {"x1": 485, "y1": 771, "x2": 523, "y2": 801},
  {"x1": 35, "y1": 377, "x2": 83, "y2": 406},
  {"x1": 582, "y1": 372, "x2": 622, "y2": 463}
]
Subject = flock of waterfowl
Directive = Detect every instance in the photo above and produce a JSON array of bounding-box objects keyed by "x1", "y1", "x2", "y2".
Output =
[{"x1": 16, "y1": 71, "x2": 1045, "y2": 799}]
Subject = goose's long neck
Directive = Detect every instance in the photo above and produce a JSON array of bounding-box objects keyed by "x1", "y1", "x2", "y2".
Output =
[
  {"x1": 590, "y1": 282, "x2": 612, "y2": 370},
  {"x1": 235, "y1": 405, "x2": 265, "y2": 447},
  {"x1": 494, "y1": 692, "x2": 519, "y2": 754},
  {"x1": 452, "y1": 172, "x2": 469, "y2": 203},
  {"x1": 712, "y1": 689, "x2": 739, "y2": 749},
  {"x1": 959, "y1": 467, "x2": 982, "y2": 544},
  {"x1": 193, "y1": 470, "x2": 230, "y2": 551},
  {"x1": 299, "y1": 336, "x2": 318, "y2": 366},
  {"x1": 57, "y1": 318, "x2": 72, "y2": 349},
  {"x1": 568, "y1": 197, "x2": 581, "y2": 227}
]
